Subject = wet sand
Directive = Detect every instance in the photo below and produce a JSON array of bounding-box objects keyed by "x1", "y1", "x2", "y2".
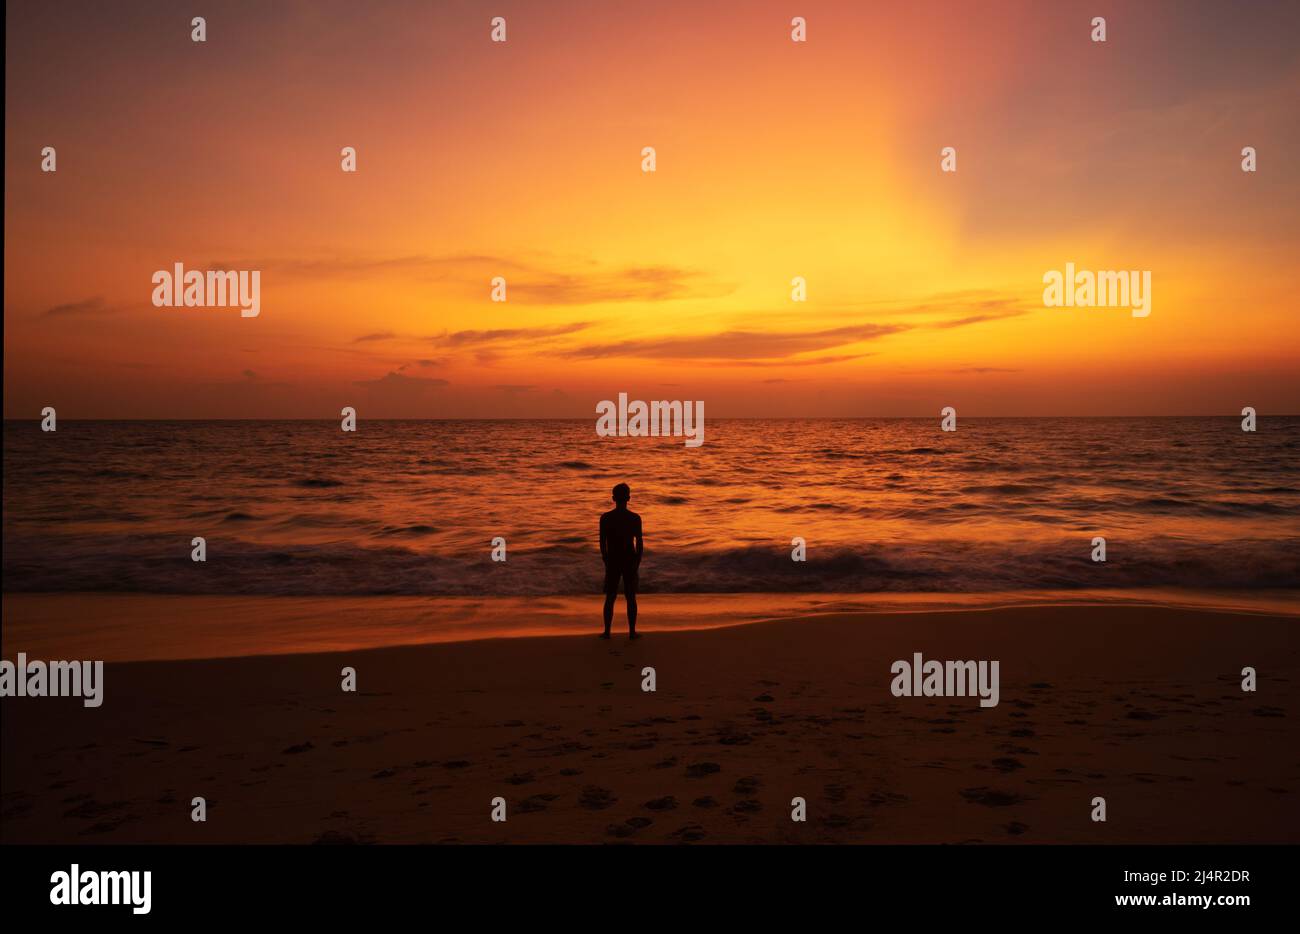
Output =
[{"x1": 2, "y1": 599, "x2": 1297, "y2": 844}]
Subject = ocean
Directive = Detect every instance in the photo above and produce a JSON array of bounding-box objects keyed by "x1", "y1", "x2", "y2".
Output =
[{"x1": 4, "y1": 417, "x2": 1298, "y2": 598}]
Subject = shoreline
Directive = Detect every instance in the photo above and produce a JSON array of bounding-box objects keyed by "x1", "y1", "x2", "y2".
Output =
[{"x1": 3, "y1": 589, "x2": 1297, "y2": 663}]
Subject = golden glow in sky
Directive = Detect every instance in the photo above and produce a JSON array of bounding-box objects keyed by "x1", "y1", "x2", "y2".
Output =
[{"x1": 5, "y1": 0, "x2": 1299, "y2": 417}]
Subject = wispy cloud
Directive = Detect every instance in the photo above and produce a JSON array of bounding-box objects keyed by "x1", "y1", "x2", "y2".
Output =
[
  {"x1": 40, "y1": 296, "x2": 123, "y2": 318},
  {"x1": 224, "y1": 253, "x2": 722, "y2": 305},
  {"x1": 353, "y1": 371, "x2": 450, "y2": 391},
  {"x1": 540, "y1": 290, "x2": 1036, "y2": 365},
  {"x1": 845, "y1": 289, "x2": 1037, "y2": 327},
  {"x1": 559, "y1": 323, "x2": 907, "y2": 362},
  {"x1": 731, "y1": 353, "x2": 876, "y2": 368},
  {"x1": 932, "y1": 309, "x2": 1031, "y2": 329},
  {"x1": 506, "y1": 263, "x2": 713, "y2": 305},
  {"x1": 353, "y1": 322, "x2": 592, "y2": 349},
  {"x1": 432, "y1": 323, "x2": 592, "y2": 347}
]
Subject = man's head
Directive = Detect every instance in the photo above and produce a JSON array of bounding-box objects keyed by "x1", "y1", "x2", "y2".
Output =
[{"x1": 612, "y1": 482, "x2": 631, "y2": 505}]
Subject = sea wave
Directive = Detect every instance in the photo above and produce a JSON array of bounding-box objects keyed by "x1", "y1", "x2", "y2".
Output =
[{"x1": 3, "y1": 532, "x2": 1297, "y2": 596}]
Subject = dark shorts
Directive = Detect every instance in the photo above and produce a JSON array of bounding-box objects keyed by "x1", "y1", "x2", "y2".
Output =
[{"x1": 603, "y1": 562, "x2": 639, "y2": 595}]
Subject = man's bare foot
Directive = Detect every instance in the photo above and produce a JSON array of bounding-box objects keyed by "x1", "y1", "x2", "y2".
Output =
[
  {"x1": 629, "y1": 632, "x2": 640, "y2": 640},
  {"x1": 599, "y1": 632, "x2": 611, "y2": 640}
]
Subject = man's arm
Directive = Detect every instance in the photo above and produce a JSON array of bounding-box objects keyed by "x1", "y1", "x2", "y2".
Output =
[
  {"x1": 634, "y1": 515, "x2": 644, "y2": 561},
  {"x1": 599, "y1": 514, "x2": 608, "y2": 562}
]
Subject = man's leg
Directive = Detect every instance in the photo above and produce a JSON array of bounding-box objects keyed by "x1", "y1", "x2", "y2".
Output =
[
  {"x1": 601, "y1": 563, "x2": 618, "y2": 637},
  {"x1": 625, "y1": 566, "x2": 638, "y2": 637}
]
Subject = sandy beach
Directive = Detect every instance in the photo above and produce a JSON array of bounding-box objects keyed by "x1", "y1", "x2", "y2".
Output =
[{"x1": 3, "y1": 597, "x2": 1296, "y2": 844}]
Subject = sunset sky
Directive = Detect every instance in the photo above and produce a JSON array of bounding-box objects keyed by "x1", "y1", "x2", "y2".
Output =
[{"x1": 5, "y1": 0, "x2": 1299, "y2": 418}]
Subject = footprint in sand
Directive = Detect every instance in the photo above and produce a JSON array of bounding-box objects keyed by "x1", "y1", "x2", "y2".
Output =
[
  {"x1": 999, "y1": 744, "x2": 1037, "y2": 756},
  {"x1": 80, "y1": 818, "x2": 136, "y2": 836},
  {"x1": 281, "y1": 741, "x2": 315, "y2": 754},
  {"x1": 959, "y1": 787, "x2": 1028, "y2": 807},
  {"x1": 733, "y1": 776, "x2": 762, "y2": 795},
  {"x1": 606, "y1": 816, "x2": 654, "y2": 838},
  {"x1": 692, "y1": 796, "x2": 718, "y2": 808},
  {"x1": 1125, "y1": 709, "x2": 1161, "y2": 721},
  {"x1": 579, "y1": 786, "x2": 616, "y2": 809},
  {"x1": 2, "y1": 800, "x2": 34, "y2": 820},
  {"x1": 670, "y1": 824, "x2": 707, "y2": 842},
  {"x1": 716, "y1": 728, "x2": 754, "y2": 746},
  {"x1": 644, "y1": 796, "x2": 678, "y2": 811},
  {"x1": 64, "y1": 799, "x2": 128, "y2": 820},
  {"x1": 685, "y1": 762, "x2": 721, "y2": 778},
  {"x1": 517, "y1": 794, "x2": 559, "y2": 813},
  {"x1": 992, "y1": 758, "x2": 1024, "y2": 773}
]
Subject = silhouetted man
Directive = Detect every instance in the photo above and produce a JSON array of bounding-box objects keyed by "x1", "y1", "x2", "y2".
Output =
[{"x1": 600, "y1": 482, "x2": 643, "y2": 639}]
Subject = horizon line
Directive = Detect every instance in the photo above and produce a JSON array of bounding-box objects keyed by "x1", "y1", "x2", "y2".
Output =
[{"x1": 5, "y1": 414, "x2": 1295, "y2": 422}]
